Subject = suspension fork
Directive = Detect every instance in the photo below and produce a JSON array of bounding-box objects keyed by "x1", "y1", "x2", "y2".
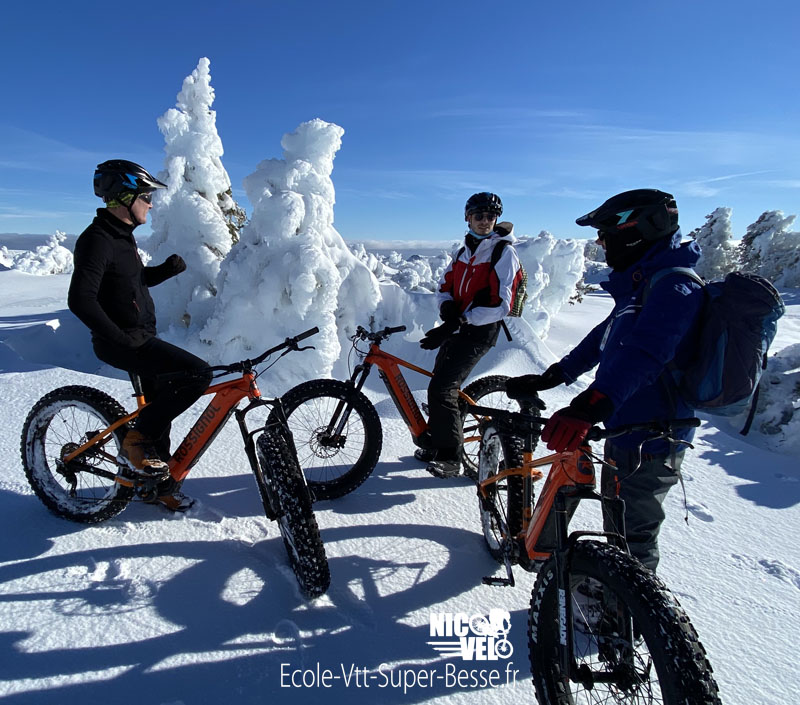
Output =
[
  {"x1": 320, "y1": 362, "x2": 373, "y2": 438},
  {"x1": 553, "y1": 490, "x2": 577, "y2": 678}
]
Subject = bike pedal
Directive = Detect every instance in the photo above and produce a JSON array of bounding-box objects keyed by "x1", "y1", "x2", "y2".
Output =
[{"x1": 482, "y1": 576, "x2": 514, "y2": 587}]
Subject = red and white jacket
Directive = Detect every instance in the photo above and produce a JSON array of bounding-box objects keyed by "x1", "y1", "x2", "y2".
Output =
[{"x1": 437, "y1": 232, "x2": 522, "y2": 327}]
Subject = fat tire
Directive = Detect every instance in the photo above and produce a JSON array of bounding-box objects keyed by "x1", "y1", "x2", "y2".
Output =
[
  {"x1": 20, "y1": 385, "x2": 133, "y2": 523},
  {"x1": 276, "y1": 379, "x2": 382, "y2": 500},
  {"x1": 461, "y1": 374, "x2": 519, "y2": 480},
  {"x1": 529, "y1": 540, "x2": 721, "y2": 705},
  {"x1": 256, "y1": 428, "x2": 331, "y2": 598},
  {"x1": 477, "y1": 424, "x2": 527, "y2": 563}
]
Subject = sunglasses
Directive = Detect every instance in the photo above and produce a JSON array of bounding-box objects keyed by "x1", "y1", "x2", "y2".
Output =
[
  {"x1": 470, "y1": 211, "x2": 496, "y2": 222},
  {"x1": 138, "y1": 192, "x2": 154, "y2": 204}
]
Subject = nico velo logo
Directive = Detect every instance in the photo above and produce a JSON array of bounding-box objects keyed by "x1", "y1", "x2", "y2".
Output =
[{"x1": 427, "y1": 609, "x2": 513, "y2": 660}]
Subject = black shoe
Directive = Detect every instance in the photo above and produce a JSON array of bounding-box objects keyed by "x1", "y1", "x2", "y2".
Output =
[
  {"x1": 414, "y1": 448, "x2": 437, "y2": 462},
  {"x1": 425, "y1": 459, "x2": 462, "y2": 478}
]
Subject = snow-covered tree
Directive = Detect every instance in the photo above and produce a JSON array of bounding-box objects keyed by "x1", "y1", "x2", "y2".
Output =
[
  {"x1": 738, "y1": 210, "x2": 795, "y2": 277},
  {"x1": 148, "y1": 57, "x2": 245, "y2": 333},
  {"x1": 752, "y1": 343, "x2": 800, "y2": 455},
  {"x1": 12, "y1": 232, "x2": 73, "y2": 275},
  {"x1": 742, "y1": 211, "x2": 800, "y2": 287},
  {"x1": 514, "y1": 231, "x2": 584, "y2": 339},
  {"x1": 199, "y1": 118, "x2": 381, "y2": 385},
  {"x1": 583, "y1": 239, "x2": 605, "y2": 263},
  {"x1": 692, "y1": 207, "x2": 736, "y2": 280}
]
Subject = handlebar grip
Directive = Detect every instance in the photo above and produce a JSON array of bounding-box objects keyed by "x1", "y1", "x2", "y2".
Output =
[
  {"x1": 295, "y1": 326, "x2": 319, "y2": 343},
  {"x1": 385, "y1": 325, "x2": 407, "y2": 334}
]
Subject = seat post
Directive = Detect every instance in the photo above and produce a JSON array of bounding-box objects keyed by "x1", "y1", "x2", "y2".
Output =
[{"x1": 128, "y1": 372, "x2": 147, "y2": 408}]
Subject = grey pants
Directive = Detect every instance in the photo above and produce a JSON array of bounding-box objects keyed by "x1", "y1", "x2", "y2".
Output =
[{"x1": 601, "y1": 441, "x2": 684, "y2": 573}]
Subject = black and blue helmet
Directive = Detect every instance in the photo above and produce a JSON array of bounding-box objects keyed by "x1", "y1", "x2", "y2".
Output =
[
  {"x1": 93, "y1": 160, "x2": 167, "y2": 201},
  {"x1": 576, "y1": 189, "x2": 678, "y2": 242}
]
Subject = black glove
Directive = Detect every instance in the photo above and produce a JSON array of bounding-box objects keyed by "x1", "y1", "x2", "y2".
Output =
[
  {"x1": 419, "y1": 319, "x2": 459, "y2": 350},
  {"x1": 541, "y1": 388, "x2": 614, "y2": 452},
  {"x1": 505, "y1": 364, "x2": 566, "y2": 399},
  {"x1": 156, "y1": 254, "x2": 187, "y2": 278},
  {"x1": 439, "y1": 300, "x2": 462, "y2": 323}
]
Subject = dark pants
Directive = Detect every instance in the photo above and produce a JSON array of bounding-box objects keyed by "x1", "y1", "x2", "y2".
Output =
[
  {"x1": 601, "y1": 441, "x2": 684, "y2": 573},
  {"x1": 426, "y1": 323, "x2": 498, "y2": 457},
  {"x1": 94, "y1": 336, "x2": 212, "y2": 456}
]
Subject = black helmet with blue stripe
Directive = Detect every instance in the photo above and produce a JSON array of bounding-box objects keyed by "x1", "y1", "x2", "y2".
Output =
[
  {"x1": 93, "y1": 159, "x2": 167, "y2": 202},
  {"x1": 576, "y1": 189, "x2": 678, "y2": 242}
]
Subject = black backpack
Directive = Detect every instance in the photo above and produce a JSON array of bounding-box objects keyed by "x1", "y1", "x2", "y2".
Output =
[{"x1": 646, "y1": 268, "x2": 785, "y2": 434}]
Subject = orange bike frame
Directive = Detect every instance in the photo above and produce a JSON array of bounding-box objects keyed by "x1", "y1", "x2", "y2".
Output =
[
  {"x1": 63, "y1": 373, "x2": 264, "y2": 484},
  {"x1": 479, "y1": 445, "x2": 597, "y2": 562},
  {"x1": 359, "y1": 343, "x2": 478, "y2": 439}
]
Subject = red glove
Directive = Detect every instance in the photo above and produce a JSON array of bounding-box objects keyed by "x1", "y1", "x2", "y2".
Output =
[{"x1": 541, "y1": 389, "x2": 614, "y2": 452}]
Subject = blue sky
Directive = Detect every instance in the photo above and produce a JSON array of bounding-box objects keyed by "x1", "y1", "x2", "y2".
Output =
[{"x1": 1, "y1": 0, "x2": 798, "y2": 242}]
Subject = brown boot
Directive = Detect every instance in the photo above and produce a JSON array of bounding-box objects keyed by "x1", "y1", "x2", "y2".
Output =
[
  {"x1": 144, "y1": 477, "x2": 195, "y2": 512},
  {"x1": 118, "y1": 430, "x2": 169, "y2": 478}
]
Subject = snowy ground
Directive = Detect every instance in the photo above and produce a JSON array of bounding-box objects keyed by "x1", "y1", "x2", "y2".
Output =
[{"x1": 0, "y1": 269, "x2": 798, "y2": 705}]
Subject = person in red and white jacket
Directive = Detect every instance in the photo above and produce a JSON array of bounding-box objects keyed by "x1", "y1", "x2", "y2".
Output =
[{"x1": 416, "y1": 192, "x2": 523, "y2": 478}]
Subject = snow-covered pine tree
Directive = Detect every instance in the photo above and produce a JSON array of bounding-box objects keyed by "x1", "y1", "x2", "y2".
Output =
[
  {"x1": 148, "y1": 57, "x2": 245, "y2": 333},
  {"x1": 738, "y1": 210, "x2": 795, "y2": 277},
  {"x1": 199, "y1": 118, "x2": 381, "y2": 385},
  {"x1": 691, "y1": 207, "x2": 736, "y2": 280}
]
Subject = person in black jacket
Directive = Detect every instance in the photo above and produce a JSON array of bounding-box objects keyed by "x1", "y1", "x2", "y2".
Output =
[{"x1": 68, "y1": 160, "x2": 211, "y2": 511}]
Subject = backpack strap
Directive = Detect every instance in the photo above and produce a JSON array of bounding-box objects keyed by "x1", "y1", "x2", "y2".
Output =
[
  {"x1": 643, "y1": 266, "x2": 704, "y2": 305},
  {"x1": 489, "y1": 238, "x2": 510, "y2": 269},
  {"x1": 490, "y1": 239, "x2": 513, "y2": 341}
]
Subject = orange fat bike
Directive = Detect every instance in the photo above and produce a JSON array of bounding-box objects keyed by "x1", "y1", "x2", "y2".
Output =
[
  {"x1": 474, "y1": 396, "x2": 721, "y2": 705},
  {"x1": 20, "y1": 328, "x2": 330, "y2": 599},
  {"x1": 276, "y1": 324, "x2": 519, "y2": 500}
]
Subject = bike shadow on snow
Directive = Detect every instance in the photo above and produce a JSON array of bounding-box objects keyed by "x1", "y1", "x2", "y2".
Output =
[
  {"x1": 307, "y1": 455, "x2": 477, "y2": 517},
  {"x1": 695, "y1": 426, "x2": 800, "y2": 509},
  {"x1": 0, "y1": 519, "x2": 533, "y2": 705}
]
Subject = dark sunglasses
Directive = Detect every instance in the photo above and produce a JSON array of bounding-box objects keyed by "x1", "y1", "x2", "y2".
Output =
[
  {"x1": 138, "y1": 192, "x2": 154, "y2": 204},
  {"x1": 470, "y1": 211, "x2": 496, "y2": 222}
]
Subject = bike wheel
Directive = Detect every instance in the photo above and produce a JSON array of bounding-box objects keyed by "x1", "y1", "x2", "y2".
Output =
[
  {"x1": 461, "y1": 374, "x2": 520, "y2": 480},
  {"x1": 256, "y1": 428, "x2": 331, "y2": 598},
  {"x1": 477, "y1": 424, "x2": 527, "y2": 563},
  {"x1": 277, "y1": 379, "x2": 382, "y2": 500},
  {"x1": 529, "y1": 540, "x2": 721, "y2": 705},
  {"x1": 20, "y1": 385, "x2": 134, "y2": 523}
]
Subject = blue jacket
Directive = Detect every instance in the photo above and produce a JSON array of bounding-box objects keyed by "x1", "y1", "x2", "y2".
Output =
[{"x1": 558, "y1": 231, "x2": 704, "y2": 452}]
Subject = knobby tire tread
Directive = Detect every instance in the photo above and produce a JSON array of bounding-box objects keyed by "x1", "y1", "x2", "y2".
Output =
[
  {"x1": 461, "y1": 374, "x2": 517, "y2": 481},
  {"x1": 478, "y1": 424, "x2": 527, "y2": 563},
  {"x1": 529, "y1": 540, "x2": 721, "y2": 705},
  {"x1": 276, "y1": 379, "x2": 382, "y2": 501},
  {"x1": 20, "y1": 385, "x2": 133, "y2": 523},
  {"x1": 256, "y1": 429, "x2": 330, "y2": 598}
]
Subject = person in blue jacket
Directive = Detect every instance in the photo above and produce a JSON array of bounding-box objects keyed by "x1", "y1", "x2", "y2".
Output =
[{"x1": 506, "y1": 189, "x2": 704, "y2": 572}]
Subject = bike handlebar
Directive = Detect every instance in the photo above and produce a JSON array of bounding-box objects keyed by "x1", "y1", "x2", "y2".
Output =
[
  {"x1": 469, "y1": 403, "x2": 700, "y2": 443},
  {"x1": 585, "y1": 417, "x2": 700, "y2": 441},
  {"x1": 209, "y1": 326, "x2": 320, "y2": 375},
  {"x1": 353, "y1": 324, "x2": 407, "y2": 343}
]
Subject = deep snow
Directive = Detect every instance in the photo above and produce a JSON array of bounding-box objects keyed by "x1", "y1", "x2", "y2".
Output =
[{"x1": 0, "y1": 268, "x2": 798, "y2": 705}]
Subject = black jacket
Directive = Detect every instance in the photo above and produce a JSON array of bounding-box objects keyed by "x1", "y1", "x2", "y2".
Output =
[{"x1": 68, "y1": 209, "x2": 172, "y2": 349}]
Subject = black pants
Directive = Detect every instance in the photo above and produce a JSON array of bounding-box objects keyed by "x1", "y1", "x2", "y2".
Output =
[
  {"x1": 426, "y1": 323, "x2": 498, "y2": 457},
  {"x1": 601, "y1": 441, "x2": 684, "y2": 573},
  {"x1": 94, "y1": 336, "x2": 212, "y2": 456}
]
